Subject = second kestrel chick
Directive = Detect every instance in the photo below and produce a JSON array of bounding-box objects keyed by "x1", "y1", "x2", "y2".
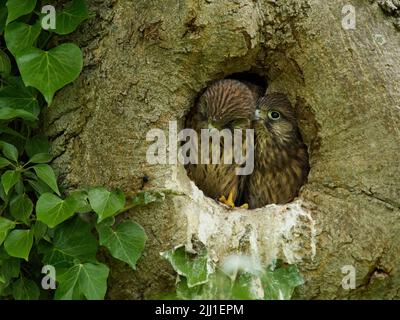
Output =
[{"x1": 243, "y1": 93, "x2": 309, "y2": 208}]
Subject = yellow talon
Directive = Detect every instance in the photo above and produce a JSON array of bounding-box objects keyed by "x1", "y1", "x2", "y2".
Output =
[
  {"x1": 219, "y1": 191, "x2": 248, "y2": 209},
  {"x1": 219, "y1": 191, "x2": 235, "y2": 208}
]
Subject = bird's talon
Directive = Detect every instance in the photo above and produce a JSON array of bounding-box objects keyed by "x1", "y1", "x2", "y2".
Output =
[
  {"x1": 240, "y1": 203, "x2": 249, "y2": 209},
  {"x1": 218, "y1": 192, "x2": 235, "y2": 208}
]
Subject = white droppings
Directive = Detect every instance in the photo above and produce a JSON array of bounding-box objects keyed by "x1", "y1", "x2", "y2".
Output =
[{"x1": 167, "y1": 164, "x2": 317, "y2": 266}]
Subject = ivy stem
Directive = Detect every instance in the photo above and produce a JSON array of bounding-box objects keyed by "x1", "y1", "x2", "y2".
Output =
[{"x1": 116, "y1": 202, "x2": 137, "y2": 215}]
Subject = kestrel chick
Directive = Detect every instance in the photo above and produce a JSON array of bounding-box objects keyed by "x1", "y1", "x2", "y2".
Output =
[
  {"x1": 243, "y1": 93, "x2": 309, "y2": 208},
  {"x1": 186, "y1": 79, "x2": 258, "y2": 208}
]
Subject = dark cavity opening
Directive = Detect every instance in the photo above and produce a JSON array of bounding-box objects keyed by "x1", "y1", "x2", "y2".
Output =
[
  {"x1": 184, "y1": 72, "x2": 309, "y2": 210},
  {"x1": 225, "y1": 72, "x2": 267, "y2": 91}
]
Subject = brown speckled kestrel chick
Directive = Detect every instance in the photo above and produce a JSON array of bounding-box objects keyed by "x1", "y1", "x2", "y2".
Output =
[
  {"x1": 186, "y1": 79, "x2": 259, "y2": 208},
  {"x1": 243, "y1": 93, "x2": 309, "y2": 209}
]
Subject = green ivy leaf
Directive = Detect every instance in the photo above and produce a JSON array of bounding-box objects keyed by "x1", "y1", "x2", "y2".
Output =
[
  {"x1": 28, "y1": 152, "x2": 52, "y2": 164},
  {"x1": 79, "y1": 263, "x2": 109, "y2": 300},
  {"x1": 0, "y1": 141, "x2": 18, "y2": 162},
  {"x1": 0, "y1": 157, "x2": 11, "y2": 168},
  {"x1": 0, "y1": 77, "x2": 40, "y2": 118},
  {"x1": 161, "y1": 246, "x2": 209, "y2": 288},
  {"x1": 97, "y1": 220, "x2": 147, "y2": 270},
  {"x1": 0, "y1": 254, "x2": 21, "y2": 295},
  {"x1": 88, "y1": 188, "x2": 125, "y2": 223},
  {"x1": 10, "y1": 193, "x2": 33, "y2": 224},
  {"x1": 40, "y1": 217, "x2": 98, "y2": 267},
  {"x1": 261, "y1": 261, "x2": 304, "y2": 300},
  {"x1": 12, "y1": 277, "x2": 40, "y2": 300},
  {"x1": 6, "y1": 0, "x2": 37, "y2": 25},
  {"x1": 4, "y1": 21, "x2": 41, "y2": 56},
  {"x1": 16, "y1": 43, "x2": 83, "y2": 105},
  {"x1": 32, "y1": 221, "x2": 47, "y2": 244},
  {"x1": 0, "y1": 256, "x2": 21, "y2": 280},
  {"x1": 131, "y1": 191, "x2": 165, "y2": 207},
  {"x1": 4, "y1": 229, "x2": 33, "y2": 261},
  {"x1": 26, "y1": 178, "x2": 53, "y2": 195},
  {"x1": 0, "y1": 50, "x2": 11, "y2": 77},
  {"x1": 55, "y1": 262, "x2": 109, "y2": 300},
  {"x1": 1, "y1": 169, "x2": 20, "y2": 194},
  {"x1": 36, "y1": 193, "x2": 77, "y2": 228},
  {"x1": 175, "y1": 270, "x2": 260, "y2": 300},
  {"x1": 68, "y1": 190, "x2": 91, "y2": 214},
  {"x1": 55, "y1": 0, "x2": 89, "y2": 35},
  {"x1": 0, "y1": 4, "x2": 7, "y2": 34},
  {"x1": 32, "y1": 164, "x2": 60, "y2": 195},
  {"x1": 0, "y1": 217, "x2": 16, "y2": 245},
  {"x1": 0, "y1": 125, "x2": 25, "y2": 139},
  {"x1": 0, "y1": 107, "x2": 37, "y2": 121},
  {"x1": 25, "y1": 135, "x2": 50, "y2": 158}
]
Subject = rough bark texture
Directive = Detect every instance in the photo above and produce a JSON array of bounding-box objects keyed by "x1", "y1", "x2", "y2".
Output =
[{"x1": 43, "y1": 0, "x2": 400, "y2": 299}]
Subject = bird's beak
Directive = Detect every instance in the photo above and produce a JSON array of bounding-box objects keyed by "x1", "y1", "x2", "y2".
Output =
[{"x1": 253, "y1": 109, "x2": 261, "y2": 121}]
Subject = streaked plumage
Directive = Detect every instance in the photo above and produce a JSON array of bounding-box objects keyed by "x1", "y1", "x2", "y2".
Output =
[
  {"x1": 243, "y1": 93, "x2": 309, "y2": 208},
  {"x1": 186, "y1": 79, "x2": 258, "y2": 206}
]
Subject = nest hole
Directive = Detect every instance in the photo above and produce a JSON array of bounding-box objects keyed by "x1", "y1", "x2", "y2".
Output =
[{"x1": 183, "y1": 72, "x2": 310, "y2": 209}]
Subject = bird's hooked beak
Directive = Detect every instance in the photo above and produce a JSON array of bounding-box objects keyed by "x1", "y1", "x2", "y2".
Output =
[
  {"x1": 208, "y1": 120, "x2": 222, "y2": 131},
  {"x1": 208, "y1": 122, "x2": 216, "y2": 131},
  {"x1": 253, "y1": 109, "x2": 262, "y2": 121}
]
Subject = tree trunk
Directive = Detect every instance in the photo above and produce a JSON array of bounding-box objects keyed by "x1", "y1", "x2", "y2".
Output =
[{"x1": 43, "y1": 0, "x2": 400, "y2": 299}]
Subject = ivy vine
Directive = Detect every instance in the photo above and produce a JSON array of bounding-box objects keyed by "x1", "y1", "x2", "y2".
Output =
[{"x1": 0, "y1": 0, "x2": 152, "y2": 300}]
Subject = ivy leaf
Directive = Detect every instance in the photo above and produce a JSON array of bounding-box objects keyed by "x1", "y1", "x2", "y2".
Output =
[
  {"x1": 0, "y1": 3, "x2": 7, "y2": 34},
  {"x1": 12, "y1": 277, "x2": 40, "y2": 300},
  {"x1": 261, "y1": 261, "x2": 304, "y2": 300},
  {"x1": 1, "y1": 169, "x2": 20, "y2": 194},
  {"x1": 0, "y1": 217, "x2": 16, "y2": 245},
  {"x1": 36, "y1": 193, "x2": 77, "y2": 228},
  {"x1": 161, "y1": 246, "x2": 210, "y2": 288},
  {"x1": 0, "y1": 107, "x2": 37, "y2": 121},
  {"x1": 26, "y1": 179, "x2": 53, "y2": 195},
  {"x1": 0, "y1": 125, "x2": 25, "y2": 139},
  {"x1": 25, "y1": 135, "x2": 50, "y2": 158},
  {"x1": 79, "y1": 263, "x2": 109, "y2": 300},
  {"x1": 131, "y1": 191, "x2": 165, "y2": 207},
  {"x1": 39, "y1": 217, "x2": 98, "y2": 267},
  {"x1": 10, "y1": 193, "x2": 33, "y2": 224},
  {"x1": 88, "y1": 188, "x2": 125, "y2": 223},
  {"x1": 97, "y1": 220, "x2": 147, "y2": 270},
  {"x1": 6, "y1": 0, "x2": 37, "y2": 25},
  {"x1": 55, "y1": 262, "x2": 109, "y2": 300},
  {"x1": 16, "y1": 43, "x2": 83, "y2": 105},
  {"x1": 32, "y1": 221, "x2": 47, "y2": 243},
  {"x1": 0, "y1": 50, "x2": 11, "y2": 77},
  {"x1": 1, "y1": 256, "x2": 21, "y2": 280},
  {"x1": 28, "y1": 153, "x2": 52, "y2": 164},
  {"x1": 5, "y1": 21, "x2": 41, "y2": 56},
  {"x1": 55, "y1": 0, "x2": 89, "y2": 35},
  {"x1": 0, "y1": 157, "x2": 11, "y2": 168},
  {"x1": 0, "y1": 141, "x2": 18, "y2": 162},
  {"x1": 4, "y1": 229, "x2": 33, "y2": 261},
  {"x1": 32, "y1": 164, "x2": 60, "y2": 195},
  {"x1": 0, "y1": 77, "x2": 40, "y2": 118},
  {"x1": 68, "y1": 190, "x2": 91, "y2": 214}
]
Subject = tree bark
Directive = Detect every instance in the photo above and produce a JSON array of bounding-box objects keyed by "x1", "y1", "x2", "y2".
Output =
[{"x1": 43, "y1": 0, "x2": 400, "y2": 299}]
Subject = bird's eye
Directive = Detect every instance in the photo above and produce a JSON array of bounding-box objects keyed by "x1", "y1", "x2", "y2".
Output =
[{"x1": 268, "y1": 111, "x2": 281, "y2": 120}]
